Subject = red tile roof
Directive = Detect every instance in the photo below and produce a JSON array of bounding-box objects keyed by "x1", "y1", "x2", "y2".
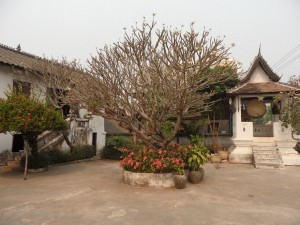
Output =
[{"x1": 229, "y1": 82, "x2": 298, "y2": 95}]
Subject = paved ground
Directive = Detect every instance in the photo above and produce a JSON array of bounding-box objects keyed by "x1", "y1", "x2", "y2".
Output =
[{"x1": 0, "y1": 160, "x2": 300, "y2": 225}]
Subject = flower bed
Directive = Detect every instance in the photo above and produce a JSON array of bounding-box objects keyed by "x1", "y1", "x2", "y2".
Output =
[
  {"x1": 120, "y1": 145, "x2": 188, "y2": 173},
  {"x1": 120, "y1": 145, "x2": 189, "y2": 187}
]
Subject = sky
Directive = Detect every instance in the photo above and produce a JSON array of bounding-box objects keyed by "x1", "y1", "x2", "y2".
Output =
[{"x1": 0, "y1": 0, "x2": 299, "y2": 82}]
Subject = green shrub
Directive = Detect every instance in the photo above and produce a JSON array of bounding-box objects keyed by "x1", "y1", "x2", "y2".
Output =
[
  {"x1": 47, "y1": 149, "x2": 73, "y2": 164},
  {"x1": 103, "y1": 136, "x2": 132, "y2": 160},
  {"x1": 103, "y1": 146, "x2": 122, "y2": 160},
  {"x1": 20, "y1": 152, "x2": 50, "y2": 169},
  {"x1": 73, "y1": 145, "x2": 96, "y2": 160},
  {"x1": 20, "y1": 145, "x2": 96, "y2": 169},
  {"x1": 48, "y1": 145, "x2": 95, "y2": 163},
  {"x1": 106, "y1": 135, "x2": 132, "y2": 147}
]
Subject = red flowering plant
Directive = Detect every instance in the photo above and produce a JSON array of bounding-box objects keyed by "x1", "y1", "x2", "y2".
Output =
[
  {"x1": 0, "y1": 89, "x2": 67, "y2": 154},
  {"x1": 120, "y1": 144, "x2": 190, "y2": 174}
]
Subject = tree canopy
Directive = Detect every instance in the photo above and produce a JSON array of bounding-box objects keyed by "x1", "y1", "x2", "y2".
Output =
[
  {"x1": 277, "y1": 75, "x2": 300, "y2": 135},
  {"x1": 0, "y1": 89, "x2": 68, "y2": 155},
  {"x1": 0, "y1": 90, "x2": 67, "y2": 135},
  {"x1": 24, "y1": 18, "x2": 238, "y2": 148}
]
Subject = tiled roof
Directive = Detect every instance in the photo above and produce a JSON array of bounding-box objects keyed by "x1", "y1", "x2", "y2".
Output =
[
  {"x1": 104, "y1": 119, "x2": 130, "y2": 134},
  {"x1": 229, "y1": 82, "x2": 298, "y2": 95},
  {"x1": 241, "y1": 53, "x2": 280, "y2": 83},
  {"x1": 0, "y1": 43, "x2": 40, "y2": 69}
]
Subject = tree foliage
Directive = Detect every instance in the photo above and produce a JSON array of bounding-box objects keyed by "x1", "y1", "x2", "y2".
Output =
[
  {"x1": 0, "y1": 89, "x2": 68, "y2": 152},
  {"x1": 276, "y1": 75, "x2": 300, "y2": 135},
  {"x1": 24, "y1": 18, "x2": 238, "y2": 148}
]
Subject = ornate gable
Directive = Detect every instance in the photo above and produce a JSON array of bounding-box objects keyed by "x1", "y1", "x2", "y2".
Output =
[
  {"x1": 228, "y1": 52, "x2": 299, "y2": 95},
  {"x1": 241, "y1": 52, "x2": 280, "y2": 84}
]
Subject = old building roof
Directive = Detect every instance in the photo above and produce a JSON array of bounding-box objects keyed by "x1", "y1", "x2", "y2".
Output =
[
  {"x1": 240, "y1": 52, "x2": 280, "y2": 83},
  {"x1": 104, "y1": 119, "x2": 130, "y2": 134},
  {"x1": 0, "y1": 43, "x2": 40, "y2": 70},
  {"x1": 229, "y1": 82, "x2": 298, "y2": 95}
]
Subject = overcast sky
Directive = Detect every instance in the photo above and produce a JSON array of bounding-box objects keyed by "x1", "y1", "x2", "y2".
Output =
[{"x1": 0, "y1": 0, "x2": 299, "y2": 82}]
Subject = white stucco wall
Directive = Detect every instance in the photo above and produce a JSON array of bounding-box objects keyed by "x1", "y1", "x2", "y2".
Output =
[
  {"x1": 0, "y1": 65, "x2": 15, "y2": 98},
  {"x1": 273, "y1": 122, "x2": 293, "y2": 140},
  {"x1": 231, "y1": 96, "x2": 253, "y2": 140},
  {"x1": 0, "y1": 65, "x2": 16, "y2": 153},
  {"x1": 0, "y1": 65, "x2": 48, "y2": 153},
  {"x1": 0, "y1": 134, "x2": 13, "y2": 153},
  {"x1": 61, "y1": 109, "x2": 106, "y2": 155},
  {"x1": 248, "y1": 64, "x2": 272, "y2": 83},
  {"x1": 89, "y1": 115, "x2": 106, "y2": 154}
]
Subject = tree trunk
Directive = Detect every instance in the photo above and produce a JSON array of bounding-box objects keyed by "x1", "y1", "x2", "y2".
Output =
[
  {"x1": 23, "y1": 140, "x2": 29, "y2": 180},
  {"x1": 62, "y1": 130, "x2": 75, "y2": 153},
  {"x1": 26, "y1": 132, "x2": 39, "y2": 156}
]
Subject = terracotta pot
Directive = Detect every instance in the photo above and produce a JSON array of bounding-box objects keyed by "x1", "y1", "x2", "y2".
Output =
[
  {"x1": 217, "y1": 150, "x2": 229, "y2": 160},
  {"x1": 211, "y1": 154, "x2": 222, "y2": 163},
  {"x1": 188, "y1": 168, "x2": 204, "y2": 184},
  {"x1": 174, "y1": 175, "x2": 187, "y2": 189}
]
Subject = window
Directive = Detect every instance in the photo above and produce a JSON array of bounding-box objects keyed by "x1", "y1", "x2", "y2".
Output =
[{"x1": 13, "y1": 80, "x2": 31, "y2": 96}]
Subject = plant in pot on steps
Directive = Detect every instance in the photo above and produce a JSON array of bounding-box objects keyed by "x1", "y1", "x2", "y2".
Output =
[
  {"x1": 217, "y1": 146, "x2": 229, "y2": 160},
  {"x1": 187, "y1": 135, "x2": 211, "y2": 184},
  {"x1": 174, "y1": 166, "x2": 187, "y2": 189},
  {"x1": 207, "y1": 115, "x2": 222, "y2": 163}
]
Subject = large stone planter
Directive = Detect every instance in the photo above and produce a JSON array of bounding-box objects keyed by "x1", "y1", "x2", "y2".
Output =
[{"x1": 123, "y1": 170, "x2": 175, "y2": 188}]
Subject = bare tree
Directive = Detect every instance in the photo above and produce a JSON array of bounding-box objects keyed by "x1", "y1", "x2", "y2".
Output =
[
  {"x1": 24, "y1": 18, "x2": 238, "y2": 149},
  {"x1": 17, "y1": 58, "x2": 85, "y2": 152}
]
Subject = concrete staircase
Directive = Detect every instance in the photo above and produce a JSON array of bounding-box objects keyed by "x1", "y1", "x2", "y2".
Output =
[
  {"x1": 253, "y1": 146, "x2": 284, "y2": 169},
  {"x1": 37, "y1": 130, "x2": 65, "y2": 151}
]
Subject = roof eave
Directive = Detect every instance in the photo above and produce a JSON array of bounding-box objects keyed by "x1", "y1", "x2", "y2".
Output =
[{"x1": 241, "y1": 54, "x2": 280, "y2": 84}]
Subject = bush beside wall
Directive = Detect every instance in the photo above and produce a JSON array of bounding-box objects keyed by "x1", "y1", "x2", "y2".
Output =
[
  {"x1": 103, "y1": 135, "x2": 132, "y2": 160},
  {"x1": 20, "y1": 152, "x2": 50, "y2": 169},
  {"x1": 20, "y1": 145, "x2": 96, "y2": 169}
]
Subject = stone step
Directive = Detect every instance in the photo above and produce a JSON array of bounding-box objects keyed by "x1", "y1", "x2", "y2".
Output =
[
  {"x1": 253, "y1": 150, "x2": 278, "y2": 155},
  {"x1": 252, "y1": 143, "x2": 285, "y2": 169},
  {"x1": 254, "y1": 157, "x2": 283, "y2": 163},
  {"x1": 253, "y1": 146, "x2": 277, "y2": 151},
  {"x1": 255, "y1": 164, "x2": 285, "y2": 169},
  {"x1": 253, "y1": 154, "x2": 281, "y2": 159},
  {"x1": 252, "y1": 142, "x2": 277, "y2": 147}
]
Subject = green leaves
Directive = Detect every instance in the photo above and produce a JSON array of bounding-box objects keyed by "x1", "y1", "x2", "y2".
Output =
[
  {"x1": 0, "y1": 90, "x2": 67, "y2": 134},
  {"x1": 186, "y1": 136, "x2": 210, "y2": 170}
]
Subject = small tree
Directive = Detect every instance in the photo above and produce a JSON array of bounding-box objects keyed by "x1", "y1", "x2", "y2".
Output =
[
  {"x1": 276, "y1": 75, "x2": 300, "y2": 138},
  {"x1": 0, "y1": 89, "x2": 68, "y2": 179}
]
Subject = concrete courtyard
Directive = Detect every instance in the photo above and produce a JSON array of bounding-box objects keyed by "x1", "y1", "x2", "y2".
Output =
[{"x1": 0, "y1": 160, "x2": 300, "y2": 225}]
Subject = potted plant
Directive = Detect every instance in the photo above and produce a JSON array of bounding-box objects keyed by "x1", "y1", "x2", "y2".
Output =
[
  {"x1": 217, "y1": 146, "x2": 229, "y2": 160},
  {"x1": 174, "y1": 167, "x2": 187, "y2": 189},
  {"x1": 187, "y1": 136, "x2": 211, "y2": 184},
  {"x1": 207, "y1": 116, "x2": 222, "y2": 163}
]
